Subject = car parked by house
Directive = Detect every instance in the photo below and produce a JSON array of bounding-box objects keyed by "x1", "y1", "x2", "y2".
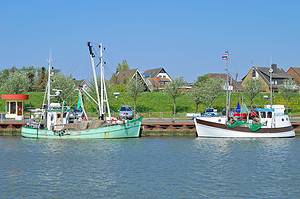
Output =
[
  {"x1": 119, "y1": 105, "x2": 134, "y2": 120},
  {"x1": 202, "y1": 108, "x2": 218, "y2": 117}
]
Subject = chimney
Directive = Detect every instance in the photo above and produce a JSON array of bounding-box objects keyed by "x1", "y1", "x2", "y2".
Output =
[{"x1": 271, "y1": 64, "x2": 277, "y2": 71}]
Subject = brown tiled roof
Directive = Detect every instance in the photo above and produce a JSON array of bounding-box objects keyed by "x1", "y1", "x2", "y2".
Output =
[
  {"x1": 256, "y1": 65, "x2": 291, "y2": 79},
  {"x1": 112, "y1": 69, "x2": 137, "y2": 84},
  {"x1": 206, "y1": 73, "x2": 237, "y2": 83},
  {"x1": 147, "y1": 77, "x2": 161, "y2": 87},
  {"x1": 289, "y1": 67, "x2": 300, "y2": 76}
]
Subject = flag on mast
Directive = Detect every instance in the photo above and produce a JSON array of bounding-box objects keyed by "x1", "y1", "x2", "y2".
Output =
[{"x1": 222, "y1": 50, "x2": 229, "y2": 60}]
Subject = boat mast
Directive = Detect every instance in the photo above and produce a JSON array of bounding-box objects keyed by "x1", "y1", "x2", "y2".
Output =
[
  {"x1": 87, "y1": 42, "x2": 111, "y2": 121},
  {"x1": 100, "y1": 43, "x2": 104, "y2": 119},
  {"x1": 223, "y1": 50, "x2": 230, "y2": 120},
  {"x1": 99, "y1": 43, "x2": 111, "y2": 121},
  {"x1": 47, "y1": 53, "x2": 52, "y2": 110},
  {"x1": 269, "y1": 66, "x2": 274, "y2": 128},
  {"x1": 87, "y1": 42, "x2": 102, "y2": 119},
  {"x1": 269, "y1": 67, "x2": 273, "y2": 107}
]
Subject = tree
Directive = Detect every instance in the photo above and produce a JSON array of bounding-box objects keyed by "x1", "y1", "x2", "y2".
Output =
[
  {"x1": 0, "y1": 69, "x2": 10, "y2": 86},
  {"x1": 279, "y1": 79, "x2": 298, "y2": 111},
  {"x1": 195, "y1": 74, "x2": 209, "y2": 84},
  {"x1": 127, "y1": 75, "x2": 145, "y2": 115},
  {"x1": 204, "y1": 78, "x2": 224, "y2": 107},
  {"x1": 189, "y1": 86, "x2": 204, "y2": 112},
  {"x1": 35, "y1": 67, "x2": 47, "y2": 91},
  {"x1": 116, "y1": 60, "x2": 129, "y2": 73},
  {"x1": 165, "y1": 77, "x2": 185, "y2": 115},
  {"x1": 244, "y1": 79, "x2": 262, "y2": 107},
  {"x1": 0, "y1": 71, "x2": 30, "y2": 94},
  {"x1": 21, "y1": 66, "x2": 36, "y2": 91},
  {"x1": 51, "y1": 74, "x2": 76, "y2": 103},
  {"x1": 190, "y1": 78, "x2": 224, "y2": 112}
]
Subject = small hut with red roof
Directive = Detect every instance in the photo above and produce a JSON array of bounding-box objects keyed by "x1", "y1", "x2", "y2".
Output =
[{"x1": 0, "y1": 94, "x2": 29, "y2": 120}]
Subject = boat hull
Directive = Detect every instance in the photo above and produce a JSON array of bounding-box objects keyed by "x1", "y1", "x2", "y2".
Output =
[
  {"x1": 21, "y1": 117, "x2": 142, "y2": 139},
  {"x1": 194, "y1": 118, "x2": 295, "y2": 138}
]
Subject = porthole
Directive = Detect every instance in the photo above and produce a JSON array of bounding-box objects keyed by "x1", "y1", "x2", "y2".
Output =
[
  {"x1": 218, "y1": 119, "x2": 221, "y2": 122},
  {"x1": 282, "y1": 118, "x2": 284, "y2": 122},
  {"x1": 286, "y1": 118, "x2": 289, "y2": 121}
]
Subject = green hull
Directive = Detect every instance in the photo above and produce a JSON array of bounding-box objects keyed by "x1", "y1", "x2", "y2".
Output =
[{"x1": 21, "y1": 117, "x2": 142, "y2": 139}]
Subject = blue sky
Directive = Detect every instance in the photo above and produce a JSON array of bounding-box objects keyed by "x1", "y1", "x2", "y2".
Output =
[{"x1": 0, "y1": 0, "x2": 299, "y2": 81}]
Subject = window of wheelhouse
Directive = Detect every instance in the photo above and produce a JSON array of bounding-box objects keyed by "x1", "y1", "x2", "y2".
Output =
[
  {"x1": 261, "y1": 112, "x2": 266, "y2": 118},
  {"x1": 267, "y1": 112, "x2": 272, "y2": 118}
]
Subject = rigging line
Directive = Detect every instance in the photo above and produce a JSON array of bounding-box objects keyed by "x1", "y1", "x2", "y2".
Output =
[
  {"x1": 81, "y1": 91, "x2": 98, "y2": 110},
  {"x1": 62, "y1": 84, "x2": 77, "y2": 100},
  {"x1": 81, "y1": 88, "x2": 99, "y2": 106}
]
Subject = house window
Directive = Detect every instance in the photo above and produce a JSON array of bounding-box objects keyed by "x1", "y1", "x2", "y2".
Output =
[{"x1": 252, "y1": 70, "x2": 256, "y2": 78}]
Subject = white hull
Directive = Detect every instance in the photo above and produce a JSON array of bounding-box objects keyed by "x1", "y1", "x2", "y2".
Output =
[{"x1": 194, "y1": 118, "x2": 295, "y2": 138}]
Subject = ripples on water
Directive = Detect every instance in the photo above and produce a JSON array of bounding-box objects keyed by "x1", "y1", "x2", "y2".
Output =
[{"x1": 0, "y1": 137, "x2": 300, "y2": 198}]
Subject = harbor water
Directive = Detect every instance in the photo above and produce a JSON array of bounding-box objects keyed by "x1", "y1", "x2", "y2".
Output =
[{"x1": 1, "y1": 137, "x2": 300, "y2": 198}]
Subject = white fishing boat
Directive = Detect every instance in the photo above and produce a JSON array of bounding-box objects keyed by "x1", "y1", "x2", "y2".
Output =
[
  {"x1": 21, "y1": 42, "x2": 142, "y2": 139},
  {"x1": 194, "y1": 105, "x2": 295, "y2": 138},
  {"x1": 194, "y1": 51, "x2": 295, "y2": 138}
]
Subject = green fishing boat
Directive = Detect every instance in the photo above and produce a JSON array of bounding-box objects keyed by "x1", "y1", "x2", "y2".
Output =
[
  {"x1": 21, "y1": 117, "x2": 142, "y2": 139},
  {"x1": 21, "y1": 42, "x2": 142, "y2": 139}
]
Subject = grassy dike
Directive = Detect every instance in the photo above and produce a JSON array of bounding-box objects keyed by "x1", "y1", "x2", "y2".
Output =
[{"x1": 0, "y1": 90, "x2": 299, "y2": 117}]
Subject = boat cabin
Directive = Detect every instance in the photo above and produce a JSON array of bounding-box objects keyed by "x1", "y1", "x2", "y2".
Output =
[
  {"x1": 0, "y1": 94, "x2": 29, "y2": 120},
  {"x1": 256, "y1": 105, "x2": 290, "y2": 128},
  {"x1": 46, "y1": 103, "x2": 70, "y2": 131}
]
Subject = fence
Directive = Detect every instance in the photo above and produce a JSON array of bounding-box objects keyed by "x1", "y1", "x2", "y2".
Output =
[{"x1": 139, "y1": 112, "x2": 188, "y2": 119}]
